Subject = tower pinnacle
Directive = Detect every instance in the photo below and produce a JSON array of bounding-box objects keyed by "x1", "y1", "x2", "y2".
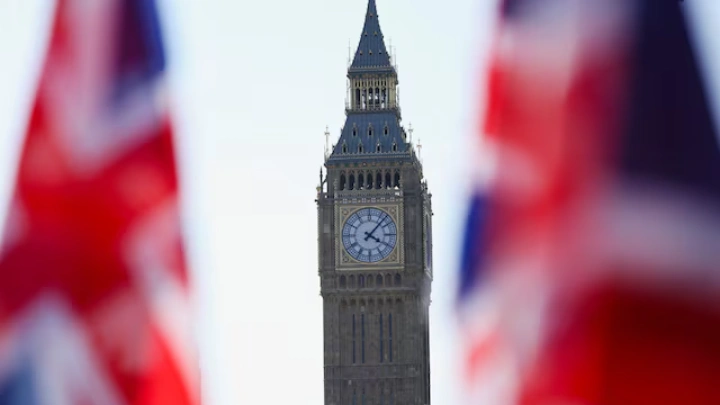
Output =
[{"x1": 349, "y1": 0, "x2": 394, "y2": 73}]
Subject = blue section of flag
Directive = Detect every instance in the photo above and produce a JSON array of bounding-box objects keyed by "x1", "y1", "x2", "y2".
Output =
[
  {"x1": 112, "y1": 0, "x2": 166, "y2": 102},
  {"x1": 458, "y1": 193, "x2": 489, "y2": 301},
  {"x1": 501, "y1": 0, "x2": 541, "y2": 19},
  {"x1": 0, "y1": 361, "x2": 38, "y2": 405},
  {"x1": 621, "y1": 0, "x2": 720, "y2": 201}
]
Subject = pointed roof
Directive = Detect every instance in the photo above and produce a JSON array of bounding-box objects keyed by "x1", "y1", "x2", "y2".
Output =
[
  {"x1": 327, "y1": 112, "x2": 412, "y2": 164},
  {"x1": 349, "y1": 0, "x2": 394, "y2": 73}
]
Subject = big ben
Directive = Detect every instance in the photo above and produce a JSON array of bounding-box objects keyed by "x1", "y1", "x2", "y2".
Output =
[{"x1": 317, "y1": 1, "x2": 433, "y2": 404}]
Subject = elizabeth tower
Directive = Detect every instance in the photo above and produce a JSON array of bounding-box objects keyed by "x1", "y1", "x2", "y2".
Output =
[{"x1": 316, "y1": 1, "x2": 433, "y2": 404}]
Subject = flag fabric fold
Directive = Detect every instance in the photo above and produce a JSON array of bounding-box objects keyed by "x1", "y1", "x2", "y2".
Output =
[
  {"x1": 460, "y1": 0, "x2": 720, "y2": 404},
  {"x1": 0, "y1": 1, "x2": 198, "y2": 404}
]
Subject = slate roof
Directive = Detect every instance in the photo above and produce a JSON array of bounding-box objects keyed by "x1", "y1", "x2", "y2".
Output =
[
  {"x1": 349, "y1": 0, "x2": 394, "y2": 74},
  {"x1": 327, "y1": 111, "x2": 411, "y2": 163}
]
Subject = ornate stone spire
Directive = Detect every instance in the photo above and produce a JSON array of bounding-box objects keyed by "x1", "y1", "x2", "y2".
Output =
[{"x1": 349, "y1": 0, "x2": 394, "y2": 73}]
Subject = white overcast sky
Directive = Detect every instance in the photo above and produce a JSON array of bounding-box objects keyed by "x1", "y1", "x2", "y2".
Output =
[{"x1": 1, "y1": 1, "x2": 720, "y2": 405}]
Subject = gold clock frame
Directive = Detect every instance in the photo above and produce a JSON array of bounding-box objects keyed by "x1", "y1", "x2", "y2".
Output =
[{"x1": 335, "y1": 203, "x2": 404, "y2": 271}]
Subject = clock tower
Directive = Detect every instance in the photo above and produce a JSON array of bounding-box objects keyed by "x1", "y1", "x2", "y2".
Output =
[{"x1": 317, "y1": 1, "x2": 433, "y2": 404}]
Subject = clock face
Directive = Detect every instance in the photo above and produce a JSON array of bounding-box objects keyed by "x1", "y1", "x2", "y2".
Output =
[{"x1": 342, "y1": 207, "x2": 397, "y2": 263}]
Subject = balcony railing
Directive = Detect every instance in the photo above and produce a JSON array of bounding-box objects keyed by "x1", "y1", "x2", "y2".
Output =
[
  {"x1": 335, "y1": 188, "x2": 403, "y2": 200},
  {"x1": 345, "y1": 102, "x2": 401, "y2": 116}
]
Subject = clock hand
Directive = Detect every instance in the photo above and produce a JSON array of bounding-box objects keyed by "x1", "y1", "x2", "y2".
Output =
[
  {"x1": 364, "y1": 232, "x2": 380, "y2": 243},
  {"x1": 364, "y1": 214, "x2": 388, "y2": 241}
]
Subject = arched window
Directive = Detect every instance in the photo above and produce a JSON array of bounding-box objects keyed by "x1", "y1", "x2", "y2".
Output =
[
  {"x1": 385, "y1": 172, "x2": 392, "y2": 189},
  {"x1": 355, "y1": 88, "x2": 361, "y2": 108},
  {"x1": 339, "y1": 174, "x2": 346, "y2": 190},
  {"x1": 361, "y1": 314, "x2": 366, "y2": 363},
  {"x1": 376, "y1": 173, "x2": 382, "y2": 189},
  {"x1": 394, "y1": 172, "x2": 401, "y2": 188},
  {"x1": 352, "y1": 315, "x2": 357, "y2": 364},
  {"x1": 375, "y1": 87, "x2": 380, "y2": 105},
  {"x1": 349, "y1": 174, "x2": 355, "y2": 190},
  {"x1": 367, "y1": 173, "x2": 373, "y2": 189},
  {"x1": 388, "y1": 313, "x2": 394, "y2": 362},
  {"x1": 367, "y1": 275, "x2": 374, "y2": 288},
  {"x1": 340, "y1": 276, "x2": 347, "y2": 288},
  {"x1": 376, "y1": 144, "x2": 381, "y2": 152},
  {"x1": 368, "y1": 88, "x2": 374, "y2": 107},
  {"x1": 392, "y1": 142, "x2": 398, "y2": 152},
  {"x1": 352, "y1": 127, "x2": 357, "y2": 137},
  {"x1": 358, "y1": 144, "x2": 364, "y2": 153},
  {"x1": 379, "y1": 313, "x2": 384, "y2": 363},
  {"x1": 384, "y1": 125, "x2": 389, "y2": 136},
  {"x1": 394, "y1": 273, "x2": 401, "y2": 286},
  {"x1": 358, "y1": 173, "x2": 365, "y2": 190},
  {"x1": 358, "y1": 275, "x2": 365, "y2": 288},
  {"x1": 342, "y1": 143, "x2": 348, "y2": 153},
  {"x1": 362, "y1": 89, "x2": 367, "y2": 109},
  {"x1": 368, "y1": 127, "x2": 373, "y2": 137},
  {"x1": 349, "y1": 275, "x2": 356, "y2": 287},
  {"x1": 376, "y1": 274, "x2": 383, "y2": 286},
  {"x1": 382, "y1": 89, "x2": 387, "y2": 108},
  {"x1": 385, "y1": 274, "x2": 392, "y2": 286}
]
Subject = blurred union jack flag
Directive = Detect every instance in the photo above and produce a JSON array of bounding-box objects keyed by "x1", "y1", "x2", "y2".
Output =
[
  {"x1": 0, "y1": 1, "x2": 197, "y2": 404},
  {"x1": 459, "y1": 0, "x2": 720, "y2": 404}
]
